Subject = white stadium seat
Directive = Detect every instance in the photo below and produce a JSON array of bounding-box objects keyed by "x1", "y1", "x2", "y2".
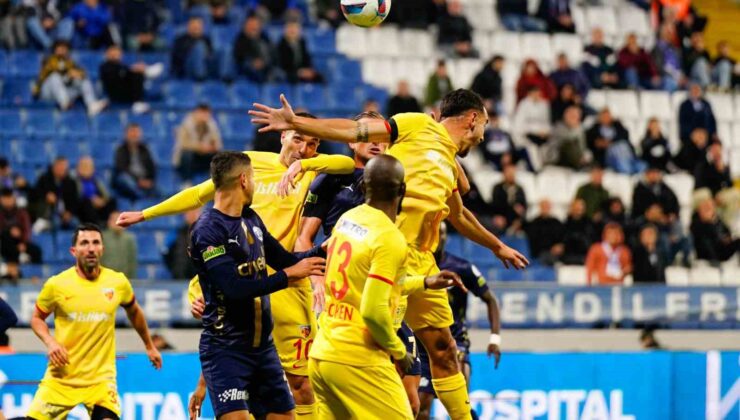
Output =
[
  {"x1": 639, "y1": 91, "x2": 673, "y2": 121},
  {"x1": 558, "y1": 265, "x2": 588, "y2": 286},
  {"x1": 735, "y1": 93, "x2": 740, "y2": 119},
  {"x1": 552, "y1": 34, "x2": 584, "y2": 66},
  {"x1": 671, "y1": 90, "x2": 688, "y2": 115},
  {"x1": 602, "y1": 171, "x2": 634, "y2": 209},
  {"x1": 665, "y1": 267, "x2": 689, "y2": 286},
  {"x1": 731, "y1": 148, "x2": 740, "y2": 179},
  {"x1": 663, "y1": 173, "x2": 694, "y2": 208},
  {"x1": 536, "y1": 168, "x2": 571, "y2": 206},
  {"x1": 718, "y1": 121, "x2": 733, "y2": 145},
  {"x1": 731, "y1": 122, "x2": 740, "y2": 149},
  {"x1": 472, "y1": 31, "x2": 491, "y2": 59},
  {"x1": 336, "y1": 25, "x2": 367, "y2": 58},
  {"x1": 452, "y1": 59, "x2": 483, "y2": 90},
  {"x1": 465, "y1": 3, "x2": 499, "y2": 31},
  {"x1": 587, "y1": 90, "x2": 608, "y2": 111},
  {"x1": 689, "y1": 266, "x2": 722, "y2": 286},
  {"x1": 706, "y1": 92, "x2": 735, "y2": 122},
  {"x1": 520, "y1": 33, "x2": 553, "y2": 65},
  {"x1": 606, "y1": 90, "x2": 640, "y2": 120},
  {"x1": 491, "y1": 32, "x2": 522, "y2": 62},
  {"x1": 394, "y1": 58, "x2": 432, "y2": 92},
  {"x1": 517, "y1": 170, "x2": 538, "y2": 204},
  {"x1": 585, "y1": 6, "x2": 619, "y2": 37},
  {"x1": 471, "y1": 168, "x2": 502, "y2": 203},
  {"x1": 720, "y1": 267, "x2": 740, "y2": 286},
  {"x1": 400, "y1": 30, "x2": 434, "y2": 59},
  {"x1": 367, "y1": 26, "x2": 400, "y2": 57},
  {"x1": 617, "y1": 5, "x2": 651, "y2": 38},
  {"x1": 361, "y1": 58, "x2": 395, "y2": 90},
  {"x1": 571, "y1": 6, "x2": 587, "y2": 35}
]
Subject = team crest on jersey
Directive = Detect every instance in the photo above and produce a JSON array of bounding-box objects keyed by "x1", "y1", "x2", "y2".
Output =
[
  {"x1": 102, "y1": 288, "x2": 115, "y2": 301},
  {"x1": 202, "y1": 245, "x2": 226, "y2": 262},
  {"x1": 305, "y1": 192, "x2": 318, "y2": 204},
  {"x1": 252, "y1": 226, "x2": 263, "y2": 242},
  {"x1": 298, "y1": 325, "x2": 312, "y2": 339}
]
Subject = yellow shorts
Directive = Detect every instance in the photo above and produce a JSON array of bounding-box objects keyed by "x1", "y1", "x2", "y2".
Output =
[
  {"x1": 403, "y1": 248, "x2": 454, "y2": 330},
  {"x1": 271, "y1": 285, "x2": 316, "y2": 376},
  {"x1": 27, "y1": 379, "x2": 121, "y2": 420},
  {"x1": 309, "y1": 359, "x2": 413, "y2": 420}
]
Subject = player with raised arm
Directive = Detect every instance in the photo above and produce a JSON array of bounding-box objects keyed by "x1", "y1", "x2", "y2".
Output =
[
  {"x1": 116, "y1": 112, "x2": 355, "y2": 419},
  {"x1": 187, "y1": 152, "x2": 326, "y2": 420},
  {"x1": 27, "y1": 224, "x2": 162, "y2": 420},
  {"x1": 309, "y1": 154, "x2": 466, "y2": 419},
  {"x1": 418, "y1": 222, "x2": 502, "y2": 420},
  {"x1": 250, "y1": 89, "x2": 528, "y2": 419}
]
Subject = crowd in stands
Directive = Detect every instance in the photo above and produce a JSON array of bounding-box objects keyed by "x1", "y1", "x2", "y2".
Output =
[{"x1": 0, "y1": 0, "x2": 738, "y2": 283}]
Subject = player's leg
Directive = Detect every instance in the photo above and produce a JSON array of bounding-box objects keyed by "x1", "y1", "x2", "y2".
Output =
[
  {"x1": 85, "y1": 381, "x2": 122, "y2": 420},
  {"x1": 26, "y1": 382, "x2": 76, "y2": 420},
  {"x1": 417, "y1": 345, "x2": 436, "y2": 420},
  {"x1": 200, "y1": 347, "x2": 253, "y2": 420},
  {"x1": 308, "y1": 359, "x2": 349, "y2": 420},
  {"x1": 271, "y1": 287, "x2": 316, "y2": 418},
  {"x1": 89, "y1": 406, "x2": 119, "y2": 420},
  {"x1": 251, "y1": 346, "x2": 296, "y2": 420},
  {"x1": 457, "y1": 348, "x2": 478, "y2": 420},
  {"x1": 219, "y1": 411, "x2": 251, "y2": 420},
  {"x1": 402, "y1": 375, "x2": 421, "y2": 417},
  {"x1": 397, "y1": 322, "x2": 421, "y2": 417}
]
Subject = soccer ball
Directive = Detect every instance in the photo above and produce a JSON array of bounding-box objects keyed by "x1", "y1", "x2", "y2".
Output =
[{"x1": 340, "y1": 0, "x2": 391, "y2": 27}]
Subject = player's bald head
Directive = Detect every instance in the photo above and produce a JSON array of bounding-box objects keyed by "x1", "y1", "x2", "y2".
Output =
[
  {"x1": 363, "y1": 155, "x2": 405, "y2": 202},
  {"x1": 210, "y1": 151, "x2": 252, "y2": 189}
]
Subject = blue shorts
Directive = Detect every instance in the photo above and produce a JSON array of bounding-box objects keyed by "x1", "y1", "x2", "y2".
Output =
[
  {"x1": 396, "y1": 322, "x2": 421, "y2": 376},
  {"x1": 200, "y1": 342, "x2": 295, "y2": 417},
  {"x1": 418, "y1": 340, "x2": 470, "y2": 396}
]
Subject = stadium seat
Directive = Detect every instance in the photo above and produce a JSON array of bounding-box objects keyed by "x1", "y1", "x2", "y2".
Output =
[
  {"x1": 1, "y1": 77, "x2": 33, "y2": 106},
  {"x1": 705, "y1": 93, "x2": 734, "y2": 123},
  {"x1": 586, "y1": 90, "x2": 607, "y2": 111},
  {"x1": 665, "y1": 266, "x2": 689, "y2": 286},
  {"x1": 90, "y1": 141, "x2": 116, "y2": 168},
  {"x1": 602, "y1": 171, "x2": 634, "y2": 209},
  {"x1": 400, "y1": 30, "x2": 434, "y2": 59},
  {"x1": 35, "y1": 233, "x2": 56, "y2": 263},
  {"x1": 585, "y1": 6, "x2": 619, "y2": 37},
  {"x1": 20, "y1": 264, "x2": 45, "y2": 279},
  {"x1": 520, "y1": 33, "x2": 553, "y2": 65},
  {"x1": 94, "y1": 111, "x2": 124, "y2": 136},
  {"x1": 470, "y1": 168, "x2": 501, "y2": 203},
  {"x1": 557, "y1": 265, "x2": 587, "y2": 286},
  {"x1": 8, "y1": 51, "x2": 42, "y2": 78},
  {"x1": 472, "y1": 32, "x2": 491, "y2": 59},
  {"x1": 552, "y1": 34, "x2": 583, "y2": 65},
  {"x1": 526, "y1": 267, "x2": 557, "y2": 282},
  {"x1": 336, "y1": 25, "x2": 368, "y2": 58},
  {"x1": 606, "y1": 90, "x2": 640, "y2": 120},
  {"x1": 361, "y1": 58, "x2": 396, "y2": 90},
  {"x1": 465, "y1": 3, "x2": 498, "y2": 32},
  {"x1": 0, "y1": 110, "x2": 23, "y2": 136},
  {"x1": 451, "y1": 59, "x2": 482, "y2": 91},
  {"x1": 25, "y1": 110, "x2": 57, "y2": 138},
  {"x1": 210, "y1": 24, "x2": 239, "y2": 52},
  {"x1": 367, "y1": 26, "x2": 400, "y2": 57},
  {"x1": 59, "y1": 111, "x2": 91, "y2": 137},
  {"x1": 360, "y1": 84, "x2": 389, "y2": 107},
  {"x1": 689, "y1": 266, "x2": 721, "y2": 286},
  {"x1": 617, "y1": 5, "x2": 651, "y2": 38},
  {"x1": 331, "y1": 58, "x2": 363, "y2": 84},
  {"x1": 261, "y1": 83, "x2": 294, "y2": 107},
  {"x1": 73, "y1": 51, "x2": 103, "y2": 79},
  {"x1": 720, "y1": 266, "x2": 740, "y2": 286},
  {"x1": 491, "y1": 32, "x2": 522, "y2": 62},
  {"x1": 198, "y1": 81, "x2": 232, "y2": 110},
  {"x1": 306, "y1": 28, "x2": 337, "y2": 55},
  {"x1": 14, "y1": 139, "x2": 51, "y2": 166},
  {"x1": 128, "y1": 113, "x2": 163, "y2": 138},
  {"x1": 136, "y1": 232, "x2": 162, "y2": 263},
  {"x1": 445, "y1": 234, "x2": 465, "y2": 255},
  {"x1": 328, "y1": 85, "x2": 361, "y2": 114},
  {"x1": 221, "y1": 113, "x2": 255, "y2": 142},
  {"x1": 394, "y1": 58, "x2": 431, "y2": 91},
  {"x1": 231, "y1": 81, "x2": 261, "y2": 108},
  {"x1": 663, "y1": 173, "x2": 694, "y2": 208},
  {"x1": 639, "y1": 91, "x2": 673, "y2": 121},
  {"x1": 164, "y1": 80, "x2": 197, "y2": 109},
  {"x1": 536, "y1": 168, "x2": 570, "y2": 206}
]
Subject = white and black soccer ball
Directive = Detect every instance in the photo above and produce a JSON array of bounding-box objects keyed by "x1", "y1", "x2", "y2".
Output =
[{"x1": 340, "y1": 0, "x2": 391, "y2": 28}]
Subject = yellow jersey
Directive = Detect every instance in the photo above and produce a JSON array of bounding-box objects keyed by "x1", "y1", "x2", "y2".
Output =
[
  {"x1": 310, "y1": 204, "x2": 409, "y2": 366},
  {"x1": 387, "y1": 113, "x2": 459, "y2": 252},
  {"x1": 35, "y1": 266, "x2": 134, "y2": 387}
]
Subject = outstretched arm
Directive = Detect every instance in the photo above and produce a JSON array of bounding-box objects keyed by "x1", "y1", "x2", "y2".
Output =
[
  {"x1": 117, "y1": 179, "x2": 215, "y2": 227},
  {"x1": 250, "y1": 94, "x2": 391, "y2": 144}
]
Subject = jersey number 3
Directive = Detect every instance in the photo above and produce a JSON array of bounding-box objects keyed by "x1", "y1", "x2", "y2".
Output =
[{"x1": 326, "y1": 238, "x2": 352, "y2": 300}]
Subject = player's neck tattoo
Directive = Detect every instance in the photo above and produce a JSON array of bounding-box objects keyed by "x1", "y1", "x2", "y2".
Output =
[{"x1": 355, "y1": 122, "x2": 369, "y2": 143}]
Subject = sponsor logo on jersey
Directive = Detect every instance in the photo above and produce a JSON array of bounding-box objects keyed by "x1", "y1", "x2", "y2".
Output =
[
  {"x1": 102, "y1": 288, "x2": 115, "y2": 301},
  {"x1": 68, "y1": 312, "x2": 110, "y2": 322},
  {"x1": 305, "y1": 191, "x2": 318, "y2": 204},
  {"x1": 336, "y1": 219, "x2": 368, "y2": 240},
  {"x1": 252, "y1": 226, "x2": 263, "y2": 242},
  {"x1": 202, "y1": 245, "x2": 226, "y2": 262},
  {"x1": 218, "y1": 388, "x2": 248, "y2": 403}
]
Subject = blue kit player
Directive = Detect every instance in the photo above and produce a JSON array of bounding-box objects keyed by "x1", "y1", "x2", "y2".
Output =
[
  {"x1": 188, "y1": 152, "x2": 326, "y2": 420},
  {"x1": 417, "y1": 222, "x2": 502, "y2": 420}
]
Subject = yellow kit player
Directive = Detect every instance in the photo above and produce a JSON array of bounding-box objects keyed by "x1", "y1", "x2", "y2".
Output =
[
  {"x1": 309, "y1": 154, "x2": 465, "y2": 419},
  {"x1": 27, "y1": 223, "x2": 162, "y2": 420},
  {"x1": 250, "y1": 90, "x2": 529, "y2": 420},
  {"x1": 116, "y1": 112, "x2": 355, "y2": 419}
]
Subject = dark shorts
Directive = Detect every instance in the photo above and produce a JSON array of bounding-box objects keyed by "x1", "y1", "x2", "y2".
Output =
[
  {"x1": 418, "y1": 340, "x2": 470, "y2": 396},
  {"x1": 200, "y1": 343, "x2": 295, "y2": 417},
  {"x1": 396, "y1": 322, "x2": 421, "y2": 376}
]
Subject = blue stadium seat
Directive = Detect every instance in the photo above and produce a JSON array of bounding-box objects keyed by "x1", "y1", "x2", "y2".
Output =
[
  {"x1": 328, "y1": 85, "x2": 360, "y2": 112},
  {"x1": 90, "y1": 140, "x2": 116, "y2": 168},
  {"x1": 445, "y1": 234, "x2": 465, "y2": 255},
  {"x1": 35, "y1": 233, "x2": 56, "y2": 263},
  {"x1": 231, "y1": 81, "x2": 261, "y2": 108},
  {"x1": 9, "y1": 51, "x2": 42, "y2": 78},
  {"x1": 94, "y1": 111, "x2": 124, "y2": 136},
  {"x1": 0, "y1": 50, "x2": 8, "y2": 77},
  {"x1": 13, "y1": 139, "x2": 51, "y2": 166},
  {"x1": 49, "y1": 138, "x2": 85, "y2": 165},
  {"x1": 305, "y1": 28, "x2": 336, "y2": 55},
  {"x1": 361, "y1": 84, "x2": 389, "y2": 107},
  {"x1": 0, "y1": 110, "x2": 23, "y2": 136},
  {"x1": 332, "y1": 59, "x2": 363, "y2": 84},
  {"x1": 164, "y1": 80, "x2": 197, "y2": 109},
  {"x1": 526, "y1": 267, "x2": 557, "y2": 282},
  {"x1": 154, "y1": 264, "x2": 173, "y2": 280},
  {"x1": 59, "y1": 111, "x2": 91, "y2": 137},
  {"x1": 136, "y1": 232, "x2": 162, "y2": 263},
  {"x1": 495, "y1": 268, "x2": 526, "y2": 282},
  {"x1": 156, "y1": 167, "x2": 180, "y2": 195},
  {"x1": 2, "y1": 78, "x2": 33, "y2": 106},
  {"x1": 199, "y1": 81, "x2": 232, "y2": 110},
  {"x1": 295, "y1": 84, "x2": 328, "y2": 112},
  {"x1": 21, "y1": 264, "x2": 45, "y2": 279},
  {"x1": 222, "y1": 113, "x2": 254, "y2": 142},
  {"x1": 211, "y1": 25, "x2": 239, "y2": 51},
  {"x1": 135, "y1": 265, "x2": 152, "y2": 280},
  {"x1": 25, "y1": 110, "x2": 57, "y2": 138},
  {"x1": 261, "y1": 83, "x2": 294, "y2": 107},
  {"x1": 73, "y1": 51, "x2": 103, "y2": 79},
  {"x1": 128, "y1": 113, "x2": 163, "y2": 138},
  {"x1": 150, "y1": 141, "x2": 174, "y2": 167}
]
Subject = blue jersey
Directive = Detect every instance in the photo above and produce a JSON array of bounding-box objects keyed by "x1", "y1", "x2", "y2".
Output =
[
  {"x1": 191, "y1": 207, "x2": 323, "y2": 350},
  {"x1": 438, "y1": 252, "x2": 489, "y2": 346},
  {"x1": 303, "y1": 169, "x2": 364, "y2": 235}
]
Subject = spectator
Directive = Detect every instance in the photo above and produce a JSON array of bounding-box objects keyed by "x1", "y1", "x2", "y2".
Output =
[
  {"x1": 563, "y1": 198, "x2": 595, "y2": 264},
  {"x1": 277, "y1": 20, "x2": 323, "y2": 84},
  {"x1": 712, "y1": 40, "x2": 736, "y2": 91},
  {"x1": 173, "y1": 104, "x2": 223, "y2": 181},
  {"x1": 632, "y1": 166, "x2": 680, "y2": 222},
  {"x1": 678, "y1": 83, "x2": 716, "y2": 144},
  {"x1": 67, "y1": 0, "x2": 114, "y2": 49},
  {"x1": 386, "y1": 80, "x2": 421, "y2": 117},
  {"x1": 632, "y1": 224, "x2": 666, "y2": 283},
  {"x1": 480, "y1": 111, "x2": 533, "y2": 172},
  {"x1": 690, "y1": 199, "x2": 739, "y2": 264},
  {"x1": 576, "y1": 165, "x2": 610, "y2": 221},
  {"x1": 424, "y1": 59, "x2": 454, "y2": 107},
  {"x1": 675, "y1": 127, "x2": 709, "y2": 172},
  {"x1": 171, "y1": 17, "x2": 213, "y2": 80},
  {"x1": 550, "y1": 83, "x2": 584, "y2": 124},
  {"x1": 497, "y1": 0, "x2": 546, "y2": 32},
  {"x1": 536, "y1": 0, "x2": 575, "y2": 33},
  {"x1": 29, "y1": 157, "x2": 78, "y2": 232},
  {"x1": 316, "y1": 0, "x2": 342, "y2": 27},
  {"x1": 585, "y1": 223, "x2": 632, "y2": 285},
  {"x1": 640, "y1": 327, "x2": 662, "y2": 349},
  {"x1": 100, "y1": 45, "x2": 163, "y2": 113},
  {"x1": 683, "y1": 32, "x2": 711, "y2": 88},
  {"x1": 163, "y1": 208, "x2": 200, "y2": 279},
  {"x1": 121, "y1": 0, "x2": 162, "y2": 51},
  {"x1": 640, "y1": 118, "x2": 673, "y2": 172},
  {"x1": 586, "y1": 108, "x2": 642, "y2": 174},
  {"x1": 470, "y1": 56, "x2": 504, "y2": 111},
  {"x1": 74, "y1": 156, "x2": 116, "y2": 224},
  {"x1": 491, "y1": 164, "x2": 527, "y2": 235},
  {"x1": 525, "y1": 199, "x2": 565, "y2": 265},
  {"x1": 582, "y1": 27, "x2": 619, "y2": 89},
  {"x1": 101, "y1": 210, "x2": 137, "y2": 279},
  {"x1": 0, "y1": 157, "x2": 29, "y2": 207},
  {"x1": 113, "y1": 123, "x2": 157, "y2": 201},
  {"x1": 34, "y1": 40, "x2": 107, "y2": 115},
  {"x1": 617, "y1": 33, "x2": 660, "y2": 89},
  {"x1": 694, "y1": 142, "x2": 740, "y2": 228},
  {"x1": 0, "y1": 188, "x2": 42, "y2": 266},
  {"x1": 437, "y1": 0, "x2": 476, "y2": 58},
  {"x1": 512, "y1": 87, "x2": 551, "y2": 168},
  {"x1": 1, "y1": 2, "x2": 28, "y2": 49},
  {"x1": 601, "y1": 197, "x2": 629, "y2": 230},
  {"x1": 247, "y1": 0, "x2": 302, "y2": 22},
  {"x1": 516, "y1": 59, "x2": 556, "y2": 103},
  {"x1": 651, "y1": 23, "x2": 683, "y2": 92},
  {"x1": 633, "y1": 202, "x2": 691, "y2": 267},
  {"x1": 22, "y1": 0, "x2": 74, "y2": 50},
  {"x1": 545, "y1": 105, "x2": 587, "y2": 170},
  {"x1": 549, "y1": 53, "x2": 589, "y2": 99},
  {"x1": 232, "y1": 14, "x2": 277, "y2": 83}
]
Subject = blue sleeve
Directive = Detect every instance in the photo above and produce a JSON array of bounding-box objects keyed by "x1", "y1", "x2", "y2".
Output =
[
  {"x1": 192, "y1": 223, "x2": 287, "y2": 299},
  {"x1": 0, "y1": 298, "x2": 18, "y2": 333},
  {"x1": 260, "y1": 218, "x2": 326, "y2": 271},
  {"x1": 463, "y1": 263, "x2": 489, "y2": 298},
  {"x1": 302, "y1": 174, "x2": 336, "y2": 221}
]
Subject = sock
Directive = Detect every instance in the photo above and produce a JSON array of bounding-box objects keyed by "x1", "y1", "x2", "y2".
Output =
[
  {"x1": 432, "y1": 373, "x2": 472, "y2": 420},
  {"x1": 295, "y1": 403, "x2": 316, "y2": 419}
]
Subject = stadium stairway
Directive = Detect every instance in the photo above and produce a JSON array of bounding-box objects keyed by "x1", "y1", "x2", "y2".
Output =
[{"x1": 694, "y1": 0, "x2": 740, "y2": 56}]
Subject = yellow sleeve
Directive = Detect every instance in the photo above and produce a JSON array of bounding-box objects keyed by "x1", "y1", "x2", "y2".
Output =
[
  {"x1": 142, "y1": 179, "x2": 215, "y2": 220},
  {"x1": 402, "y1": 275, "x2": 426, "y2": 296},
  {"x1": 389, "y1": 113, "x2": 434, "y2": 145},
  {"x1": 187, "y1": 276, "x2": 203, "y2": 304},
  {"x1": 359, "y1": 233, "x2": 407, "y2": 360},
  {"x1": 35, "y1": 278, "x2": 57, "y2": 315},
  {"x1": 300, "y1": 154, "x2": 355, "y2": 175},
  {"x1": 118, "y1": 275, "x2": 135, "y2": 307}
]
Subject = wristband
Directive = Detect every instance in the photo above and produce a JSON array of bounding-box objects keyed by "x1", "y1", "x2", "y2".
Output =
[{"x1": 489, "y1": 334, "x2": 501, "y2": 346}]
